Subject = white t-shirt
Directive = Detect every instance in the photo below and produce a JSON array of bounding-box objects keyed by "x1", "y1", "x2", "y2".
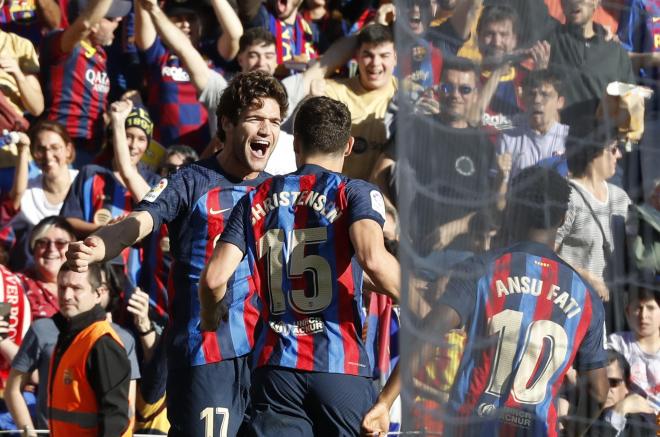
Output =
[
  {"x1": 11, "y1": 169, "x2": 79, "y2": 227},
  {"x1": 609, "y1": 331, "x2": 660, "y2": 412}
]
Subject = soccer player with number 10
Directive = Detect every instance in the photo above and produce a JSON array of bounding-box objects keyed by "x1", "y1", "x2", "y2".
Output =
[{"x1": 363, "y1": 167, "x2": 609, "y2": 437}]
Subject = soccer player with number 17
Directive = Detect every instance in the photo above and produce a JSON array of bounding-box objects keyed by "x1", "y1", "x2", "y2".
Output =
[
  {"x1": 363, "y1": 167, "x2": 609, "y2": 437},
  {"x1": 200, "y1": 96, "x2": 400, "y2": 436}
]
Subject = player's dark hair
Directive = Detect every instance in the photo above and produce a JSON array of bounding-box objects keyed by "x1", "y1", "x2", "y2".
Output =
[
  {"x1": 440, "y1": 56, "x2": 479, "y2": 82},
  {"x1": 606, "y1": 349, "x2": 631, "y2": 383},
  {"x1": 501, "y1": 167, "x2": 570, "y2": 244},
  {"x1": 29, "y1": 216, "x2": 76, "y2": 254},
  {"x1": 477, "y1": 4, "x2": 520, "y2": 39},
  {"x1": 566, "y1": 119, "x2": 619, "y2": 177},
  {"x1": 294, "y1": 97, "x2": 352, "y2": 156},
  {"x1": 522, "y1": 69, "x2": 563, "y2": 97},
  {"x1": 59, "y1": 262, "x2": 104, "y2": 294},
  {"x1": 216, "y1": 71, "x2": 288, "y2": 141},
  {"x1": 357, "y1": 23, "x2": 393, "y2": 49},
  {"x1": 239, "y1": 27, "x2": 276, "y2": 54}
]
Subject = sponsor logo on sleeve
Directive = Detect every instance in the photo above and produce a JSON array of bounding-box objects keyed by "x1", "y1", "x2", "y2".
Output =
[
  {"x1": 144, "y1": 178, "x2": 168, "y2": 203},
  {"x1": 370, "y1": 190, "x2": 386, "y2": 221}
]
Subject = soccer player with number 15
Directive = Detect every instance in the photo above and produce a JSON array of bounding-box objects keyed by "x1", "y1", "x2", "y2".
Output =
[{"x1": 200, "y1": 96, "x2": 400, "y2": 436}]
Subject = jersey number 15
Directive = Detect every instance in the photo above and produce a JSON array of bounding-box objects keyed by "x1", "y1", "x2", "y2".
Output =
[{"x1": 259, "y1": 227, "x2": 333, "y2": 315}]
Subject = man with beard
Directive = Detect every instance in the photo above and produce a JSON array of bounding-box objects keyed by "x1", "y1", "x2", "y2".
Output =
[
  {"x1": 548, "y1": 0, "x2": 635, "y2": 126},
  {"x1": 66, "y1": 71, "x2": 288, "y2": 436},
  {"x1": 40, "y1": 0, "x2": 131, "y2": 166}
]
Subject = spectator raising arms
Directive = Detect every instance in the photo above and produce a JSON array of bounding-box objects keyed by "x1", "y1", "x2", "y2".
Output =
[
  {"x1": 3, "y1": 123, "x2": 78, "y2": 272},
  {"x1": 40, "y1": 0, "x2": 131, "y2": 166},
  {"x1": 134, "y1": 0, "x2": 243, "y2": 150}
]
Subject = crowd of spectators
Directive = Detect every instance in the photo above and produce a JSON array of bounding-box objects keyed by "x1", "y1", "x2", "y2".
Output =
[{"x1": 0, "y1": 0, "x2": 654, "y2": 434}]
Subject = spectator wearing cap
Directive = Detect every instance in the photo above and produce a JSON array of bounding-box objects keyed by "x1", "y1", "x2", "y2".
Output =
[
  {"x1": 241, "y1": 0, "x2": 318, "y2": 70},
  {"x1": 59, "y1": 100, "x2": 169, "y2": 319},
  {"x1": 135, "y1": 0, "x2": 242, "y2": 152},
  {"x1": 40, "y1": 0, "x2": 131, "y2": 167}
]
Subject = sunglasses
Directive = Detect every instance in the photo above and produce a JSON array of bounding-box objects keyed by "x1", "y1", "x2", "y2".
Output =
[
  {"x1": 439, "y1": 83, "x2": 475, "y2": 96},
  {"x1": 607, "y1": 143, "x2": 623, "y2": 155},
  {"x1": 34, "y1": 238, "x2": 69, "y2": 251},
  {"x1": 608, "y1": 378, "x2": 624, "y2": 388}
]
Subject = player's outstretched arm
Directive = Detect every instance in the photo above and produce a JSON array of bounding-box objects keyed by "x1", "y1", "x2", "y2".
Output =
[
  {"x1": 362, "y1": 364, "x2": 400, "y2": 437},
  {"x1": 350, "y1": 219, "x2": 400, "y2": 302},
  {"x1": 199, "y1": 241, "x2": 244, "y2": 331},
  {"x1": 66, "y1": 211, "x2": 154, "y2": 272}
]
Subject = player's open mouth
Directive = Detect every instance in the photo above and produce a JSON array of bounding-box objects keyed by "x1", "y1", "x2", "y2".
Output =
[{"x1": 250, "y1": 140, "x2": 270, "y2": 158}]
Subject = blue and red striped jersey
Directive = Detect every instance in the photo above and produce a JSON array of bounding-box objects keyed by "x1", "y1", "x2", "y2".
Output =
[
  {"x1": 0, "y1": 0, "x2": 41, "y2": 47},
  {"x1": 248, "y1": 5, "x2": 318, "y2": 65},
  {"x1": 60, "y1": 164, "x2": 169, "y2": 319},
  {"x1": 439, "y1": 241, "x2": 607, "y2": 437},
  {"x1": 134, "y1": 156, "x2": 267, "y2": 369},
  {"x1": 40, "y1": 31, "x2": 109, "y2": 142},
  {"x1": 140, "y1": 37, "x2": 213, "y2": 151},
  {"x1": 220, "y1": 164, "x2": 387, "y2": 377},
  {"x1": 480, "y1": 66, "x2": 527, "y2": 132}
]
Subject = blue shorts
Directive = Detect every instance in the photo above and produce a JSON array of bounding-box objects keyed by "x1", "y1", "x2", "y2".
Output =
[
  {"x1": 247, "y1": 367, "x2": 377, "y2": 437},
  {"x1": 166, "y1": 357, "x2": 251, "y2": 437}
]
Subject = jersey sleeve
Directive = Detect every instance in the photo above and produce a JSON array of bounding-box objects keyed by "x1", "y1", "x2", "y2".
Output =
[
  {"x1": 617, "y1": 0, "x2": 643, "y2": 53},
  {"x1": 573, "y1": 293, "x2": 607, "y2": 371},
  {"x1": 438, "y1": 259, "x2": 480, "y2": 325},
  {"x1": 345, "y1": 179, "x2": 386, "y2": 228},
  {"x1": 218, "y1": 195, "x2": 249, "y2": 254},
  {"x1": 134, "y1": 171, "x2": 188, "y2": 230},
  {"x1": 140, "y1": 36, "x2": 167, "y2": 67},
  {"x1": 59, "y1": 166, "x2": 88, "y2": 220}
]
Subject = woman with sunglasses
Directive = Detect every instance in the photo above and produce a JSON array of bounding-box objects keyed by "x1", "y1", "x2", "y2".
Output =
[
  {"x1": 556, "y1": 122, "x2": 631, "y2": 331},
  {"x1": 17, "y1": 216, "x2": 76, "y2": 320}
]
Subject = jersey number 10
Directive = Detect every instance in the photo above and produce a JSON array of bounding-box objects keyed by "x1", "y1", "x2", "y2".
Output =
[
  {"x1": 485, "y1": 309, "x2": 569, "y2": 405},
  {"x1": 258, "y1": 227, "x2": 333, "y2": 315}
]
